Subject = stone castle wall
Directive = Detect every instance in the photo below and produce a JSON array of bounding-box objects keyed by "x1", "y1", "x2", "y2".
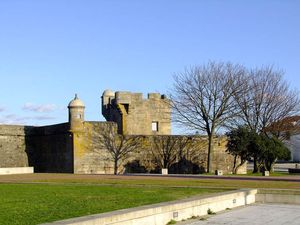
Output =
[
  {"x1": 0, "y1": 124, "x2": 72, "y2": 173},
  {"x1": 0, "y1": 122, "x2": 245, "y2": 174},
  {"x1": 72, "y1": 122, "x2": 244, "y2": 174},
  {"x1": 28, "y1": 123, "x2": 73, "y2": 173},
  {"x1": 73, "y1": 122, "x2": 116, "y2": 174},
  {"x1": 134, "y1": 135, "x2": 243, "y2": 174},
  {"x1": 0, "y1": 125, "x2": 33, "y2": 168}
]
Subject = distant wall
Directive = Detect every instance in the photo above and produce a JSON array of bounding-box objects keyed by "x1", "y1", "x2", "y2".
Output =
[
  {"x1": 0, "y1": 123, "x2": 243, "y2": 175},
  {"x1": 211, "y1": 136, "x2": 246, "y2": 174},
  {"x1": 133, "y1": 135, "x2": 244, "y2": 175},
  {"x1": 29, "y1": 123, "x2": 73, "y2": 173},
  {"x1": 285, "y1": 135, "x2": 300, "y2": 162},
  {"x1": 73, "y1": 121, "x2": 244, "y2": 174},
  {"x1": 0, "y1": 125, "x2": 33, "y2": 168},
  {"x1": 73, "y1": 122, "x2": 116, "y2": 174},
  {"x1": 0, "y1": 123, "x2": 72, "y2": 173}
]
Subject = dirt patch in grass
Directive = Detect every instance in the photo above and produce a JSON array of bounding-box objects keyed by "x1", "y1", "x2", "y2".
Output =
[{"x1": 0, "y1": 173, "x2": 299, "y2": 189}]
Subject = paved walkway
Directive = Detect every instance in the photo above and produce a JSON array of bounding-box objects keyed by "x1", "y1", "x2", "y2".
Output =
[{"x1": 180, "y1": 204, "x2": 300, "y2": 225}]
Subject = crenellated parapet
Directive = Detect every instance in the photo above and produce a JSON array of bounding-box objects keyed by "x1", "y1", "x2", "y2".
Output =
[{"x1": 101, "y1": 90, "x2": 171, "y2": 135}]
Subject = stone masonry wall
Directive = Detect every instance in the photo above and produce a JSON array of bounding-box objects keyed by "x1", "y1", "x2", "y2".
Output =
[
  {"x1": 28, "y1": 123, "x2": 73, "y2": 173},
  {"x1": 123, "y1": 93, "x2": 171, "y2": 135},
  {"x1": 74, "y1": 121, "x2": 244, "y2": 174},
  {"x1": 73, "y1": 122, "x2": 116, "y2": 174},
  {"x1": 102, "y1": 91, "x2": 171, "y2": 135},
  {"x1": 0, "y1": 123, "x2": 72, "y2": 173},
  {"x1": 131, "y1": 135, "x2": 244, "y2": 174},
  {"x1": 0, "y1": 125, "x2": 33, "y2": 168},
  {"x1": 211, "y1": 136, "x2": 246, "y2": 174},
  {"x1": 0, "y1": 123, "x2": 244, "y2": 175}
]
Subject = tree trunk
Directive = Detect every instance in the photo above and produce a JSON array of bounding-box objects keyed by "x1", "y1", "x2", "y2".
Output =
[
  {"x1": 207, "y1": 134, "x2": 214, "y2": 173},
  {"x1": 270, "y1": 158, "x2": 277, "y2": 172},
  {"x1": 253, "y1": 156, "x2": 259, "y2": 173},
  {"x1": 234, "y1": 160, "x2": 246, "y2": 174},
  {"x1": 232, "y1": 155, "x2": 238, "y2": 174},
  {"x1": 265, "y1": 159, "x2": 275, "y2": 172},
  {"x1": 114, "y1": 159, "x2": 118, "y2": 175}
]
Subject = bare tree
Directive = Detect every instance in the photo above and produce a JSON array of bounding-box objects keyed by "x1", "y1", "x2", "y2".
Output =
[
  {"x1": 234, "y1": 66, "x2": 300, "y2": 172},
  {"x1": 234, "y1": 66, "x2": 300, "y2": 132},
  {"x1": 171, "y1": 62, "x2": 246, "y2": 172},
  {"x1": 150, "y1": 135, "x2": 179, "y2": 169},
  {"x1": 96, "y1": 125, "x2": 144, "y2": 175},
  {"x1": 263, "y1": 116, "x2": 300, "y2": 141},
  {"x1": 149, "y1": 135, "x2": 201, "y2": 172}
]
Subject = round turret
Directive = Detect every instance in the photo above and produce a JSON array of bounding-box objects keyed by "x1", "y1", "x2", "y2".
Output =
[
  {"x1": 102, "y1": 89, "x2": 115, "y2": 109},
  {"x1": 102, "y1": 89, "x2": 115, "y2": 121},
  {"x1": 68, "y1": 94, "x2": 85, "y2": 132},
  {"x1": 103, "y1": 89, "x2": 115, "y2": 97},
  {"x1": 68, "y1": 94, "x2": 85, "y2": 108}
]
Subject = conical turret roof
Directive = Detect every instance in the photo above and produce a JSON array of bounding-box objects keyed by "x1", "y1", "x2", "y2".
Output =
[{"x1": 68, "y1": 94, "x2": 85, "y2": 108}]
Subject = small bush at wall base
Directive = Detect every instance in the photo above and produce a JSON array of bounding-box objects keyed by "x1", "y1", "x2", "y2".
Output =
[
  {"x1": 166, "y1": 219, "x2": 177, "y2": 225},
  {"x1": 207, "y1": 208, "x2": 216, "y2": 215}
]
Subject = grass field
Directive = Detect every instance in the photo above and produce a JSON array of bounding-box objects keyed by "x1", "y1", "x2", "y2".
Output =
[
  {"x1": 0, "y1": 173, "x2": 299, "y2": 225},
  {"x1": 0, "y1": 183, "x2": 227, "y2": 225}
]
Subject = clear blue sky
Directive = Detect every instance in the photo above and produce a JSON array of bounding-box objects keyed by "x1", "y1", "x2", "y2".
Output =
[{"x1": 0, "y1": 0, "x2": 299, "y2": 130}]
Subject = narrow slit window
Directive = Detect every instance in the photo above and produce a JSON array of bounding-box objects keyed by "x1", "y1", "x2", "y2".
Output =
[{"x1": 152, "y1": 122, "x2": 159, "y2": 132}]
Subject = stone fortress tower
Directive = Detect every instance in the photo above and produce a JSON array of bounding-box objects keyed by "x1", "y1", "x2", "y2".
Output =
[
  {"x1": 102, "y1": 90, "x2": 171, "y2": 135},
  {"x1": 68, "y1": 94, "x2": 85, "y2": 132}
]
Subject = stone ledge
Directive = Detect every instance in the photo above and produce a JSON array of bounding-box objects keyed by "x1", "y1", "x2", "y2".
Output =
[
  {"x1": 42, "y1": 189, "x2": 257, "y2": 225},
  {"x1": 256, "y1": 188, "x2": 300, "y2": 205},
  {"x1": 0, "y1": 167, "x2": 34, "y2": 175}
]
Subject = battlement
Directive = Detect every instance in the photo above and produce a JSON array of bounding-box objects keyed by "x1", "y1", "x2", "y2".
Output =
[
  {"x1": 148, "y1": 93, "x2": 162, "y2": 99},
  {"x1": 102, "y1": 90, "x2": 171, "y2": 135},
  {"x1": 104, "y1": 91, "x2": 168, "y2": 105}
]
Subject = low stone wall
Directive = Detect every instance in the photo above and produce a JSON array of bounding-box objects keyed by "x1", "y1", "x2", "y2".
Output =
[
  {"x1": 0, "y1": 167, "x2": 34, "y2": 175},
  {"x1": 256, "y1": 189, "x2": 300, "y2": 205},
  {"x1": 42, "y1": 189, "x2": 257, "y2": 225}
]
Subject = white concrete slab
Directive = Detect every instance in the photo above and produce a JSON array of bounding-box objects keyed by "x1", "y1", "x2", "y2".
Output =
[
  {"x1": 185, "y1": 204, "x2": 300, "y2": 225},
  {"x1": 0, "y1": 167, "x2": 34, "y2": 175}
]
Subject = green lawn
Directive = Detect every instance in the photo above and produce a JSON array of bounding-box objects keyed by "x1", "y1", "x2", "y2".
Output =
[
  {"x1": 1, "y1": 173, "x2": 299, "y2": 225},
  {"x1": 0, "y1": 183, "x2": 227, "y2": 225}
]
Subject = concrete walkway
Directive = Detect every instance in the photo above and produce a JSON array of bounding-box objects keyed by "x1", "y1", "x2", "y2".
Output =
[{"x1": 180, "y1": 204, "x2": 300, "y2": 225}]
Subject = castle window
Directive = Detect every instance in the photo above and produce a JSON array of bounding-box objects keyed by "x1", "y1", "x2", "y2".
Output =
[{"x1": 152, "y1": 121, "x2": 159, "y2": 132}]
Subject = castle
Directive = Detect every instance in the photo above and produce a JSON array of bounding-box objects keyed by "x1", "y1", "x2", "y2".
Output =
[{"x1": 0, "y1": 90, "x2": 241, "y2": 174}]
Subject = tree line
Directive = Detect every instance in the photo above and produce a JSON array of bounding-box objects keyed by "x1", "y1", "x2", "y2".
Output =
[{"x1": 171, "y1": 61, "x2": 300, "y2": 173}]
